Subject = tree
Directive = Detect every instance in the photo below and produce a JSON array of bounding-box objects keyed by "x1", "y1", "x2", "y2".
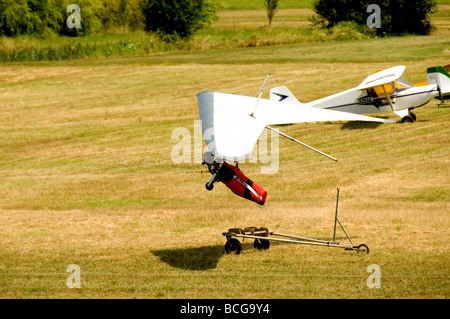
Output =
[
  {"x1": 264, "y1": 0, "x2": 279, "y2": 27},
  {"x1": 0, "y1": 0, "x2": 58, "y2": 37},
  {"x1": 140, "y1": 0, "x2": 217, "y2": 40},
  {"x1": 0, "y1": 0, "x2": 99, "y2": 37},
  {"x1": 312, "y1": 0, "x2": 437, "y2": 36}
]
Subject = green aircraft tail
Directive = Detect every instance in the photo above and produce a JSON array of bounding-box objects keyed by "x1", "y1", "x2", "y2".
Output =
[{"x1": 427, "y1": 65, "x2": 450, "y2": 99}]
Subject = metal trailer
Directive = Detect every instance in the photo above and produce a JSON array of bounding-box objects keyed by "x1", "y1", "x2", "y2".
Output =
[{"x1": 222, "y1": 189, "x2": 369, "y2": 255}]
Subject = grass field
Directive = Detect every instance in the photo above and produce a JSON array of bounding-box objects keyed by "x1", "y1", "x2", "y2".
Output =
[{"x1": 0, "y1": 2, "x2": 449, "y2": 299}]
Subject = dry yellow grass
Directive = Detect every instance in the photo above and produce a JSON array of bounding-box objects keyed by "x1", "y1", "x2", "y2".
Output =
[{"x1": 0, "y1": 57, "x2": 448, "y2": 298}]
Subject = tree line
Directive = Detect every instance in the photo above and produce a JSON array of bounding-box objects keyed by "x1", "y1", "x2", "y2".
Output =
[
  {"x1": 312, "y1": 0, "x2": 437, "y2": 36},
  {"x1": 0, "y1": 0, "x2": 217, "y2": 39},
  {"x1": 0, "y1": 0, "x2": 438, "y2": 39}
]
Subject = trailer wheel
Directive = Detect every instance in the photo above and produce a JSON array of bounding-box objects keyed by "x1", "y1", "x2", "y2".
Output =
[
  {"x1": 225, "y1": 238, "x2": 241, "y2": 254},
  {"x1": 357, "y1": 244, "x2": 369, "y2": 254},
  {"x1": 254, "y1": 238, "x2": 270, "y2": 250}
]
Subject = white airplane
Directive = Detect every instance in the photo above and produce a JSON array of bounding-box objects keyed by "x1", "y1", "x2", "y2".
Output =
[{"x1": 270, "y1": 65, "x2": 450, "y2": 123}]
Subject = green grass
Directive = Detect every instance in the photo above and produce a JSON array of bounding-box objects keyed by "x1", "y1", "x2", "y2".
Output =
[
  {"x1": 217, "y1": 0, "x2": 315, "y2": 10},
  {"x1": 0, "y1": 31, "x2": 192, "y2": 62}
]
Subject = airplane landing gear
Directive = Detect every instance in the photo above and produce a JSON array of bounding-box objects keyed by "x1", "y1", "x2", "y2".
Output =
[
  {"x1": 401, "y1": 115, "x2": 415, "y2": 123},
  {"x1": 401, "y1": 110, "x2": 416, "y2": 123}
]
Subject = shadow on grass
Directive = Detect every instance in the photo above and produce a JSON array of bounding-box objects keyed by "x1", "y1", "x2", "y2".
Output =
[
  {"x1": 340, "y1": 121, "x2": 386, "y2": 130},
  {"x1": 152, "y1": 242, "x2": 258, "y2": 270},
  {"x1": 152, "y1": 245, "x2": 226, "y2": 270}
]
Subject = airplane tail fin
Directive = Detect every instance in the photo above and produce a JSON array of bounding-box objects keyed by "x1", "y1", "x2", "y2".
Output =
[
  {"x1": 427, "y1": 65, "x2": 450, "y2": 98},
  {"x1": 269, "y1": 86, "x2": 302, "y2": 105}
]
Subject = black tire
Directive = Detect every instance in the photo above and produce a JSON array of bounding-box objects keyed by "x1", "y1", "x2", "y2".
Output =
[
  {"x1": 205, "y1": 183, "x2": 214, "y2": 191},
  {"x1": 357, "y1": 244, "x2": 369, "y2": 254},
  {"x1": 225, "y1": 238, "x2": 242, "y2": 254},
  {"x1": 254, "y1": 238, "x2": 270, "y2": 250},
  {"x1": 401, "y1": 115, "x2": 414, "y2": 123},
  {"x1": 253, "y1": 239, "x2": 262, "y2": 249},
  {"x1": 409, "y1": 112, "x2": 417, "y2": 121}
]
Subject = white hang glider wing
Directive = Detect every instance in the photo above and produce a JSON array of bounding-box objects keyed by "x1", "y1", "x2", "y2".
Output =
[
  {"x1": 197, "y1": 90, "x2": 393, "y2": 161},
  {"x1": 198, "y1": 91, "x2": 266, "y2": 161}
]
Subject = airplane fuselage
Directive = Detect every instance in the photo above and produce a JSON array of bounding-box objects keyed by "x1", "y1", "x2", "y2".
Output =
[{"x1": 308, "y1": 84, "x2": 439, "y2": 115}]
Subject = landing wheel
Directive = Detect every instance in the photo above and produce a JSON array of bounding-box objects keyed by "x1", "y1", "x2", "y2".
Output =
[
  {"x1": 401, "y1": 115, "x2": 415, "y2": 123},
  {"x1": 205, "y1": 183, "x2": 214, "y2": 191},
  {"x1": 254, "y1": 238, "x2": 270, "y2": 250},
  {"x1": 225, "y1": 238, "x2": 242, "y2": 254},
  {"x1": 409, "y1": 111, "x2": 416, "y2": 121}
]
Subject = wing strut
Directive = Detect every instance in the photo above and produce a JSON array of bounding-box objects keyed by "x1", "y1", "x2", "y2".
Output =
[
  {"x1": 265, "y1": 126, "x2": 338, "y2": 162},
  {"x1": 381, "y1": 84, "x2": 394, "y2": 111}
]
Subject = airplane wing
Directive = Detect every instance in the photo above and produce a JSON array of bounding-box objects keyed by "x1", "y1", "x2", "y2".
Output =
[
  {"x1": 200, "y1": 91, "x2": 394, "y2": 126},
  {"x1": 356, "y1": 66, "x2": 405, "y2": 90},
  {"x1": 197, "y1": 90, "x2": 393, "y2": 161}
]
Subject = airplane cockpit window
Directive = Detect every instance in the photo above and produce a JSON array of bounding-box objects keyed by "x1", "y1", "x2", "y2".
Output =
[{"x1": 395, "y1": 78, "x2": 414, "y2": 89}]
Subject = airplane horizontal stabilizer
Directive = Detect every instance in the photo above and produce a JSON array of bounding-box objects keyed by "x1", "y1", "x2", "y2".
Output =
[{"x1": 270, "y1": 86, "x2": 302, "y2": 104}]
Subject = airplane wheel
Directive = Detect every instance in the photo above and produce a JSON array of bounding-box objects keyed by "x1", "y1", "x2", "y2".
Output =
[
  {"x1": 225, "y1": 238, "x2": 241, "y2": 254},
  {"x1": 409, "y1": 112, "x2": 417, "y2": 121},
  {"x1": 401, "y1": 115, "x2": 414, "y2": 123},
  {"x1": 205, "y1": 183, "x2": 214, "y2": 191},
  {"x1": 254, "y1": 238, "x2": 270, "y2": 250}
]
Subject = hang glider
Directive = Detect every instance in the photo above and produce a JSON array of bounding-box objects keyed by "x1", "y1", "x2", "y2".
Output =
[
  {"x1": 195, "y1": 79, "x2": 374, "y2": 255},
  {"x1": 270, "y1": 65, "x2": 449, "y2": 123},
  {"x1": 198, "y1": 89, "x2": 392, "y2": 162}
]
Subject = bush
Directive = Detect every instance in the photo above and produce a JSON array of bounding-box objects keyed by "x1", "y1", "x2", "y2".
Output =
[
  {"x1": 140, "y1": 0, "x2": 217, "y2": 40},
  {"x1": 312, "y1": 0, "x2": 437, "y2": 36}
]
